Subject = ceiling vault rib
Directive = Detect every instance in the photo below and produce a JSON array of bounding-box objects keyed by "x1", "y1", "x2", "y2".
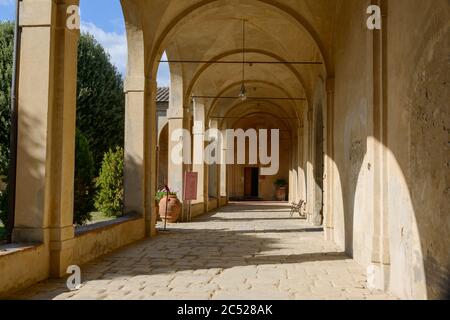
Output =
[
  {"x1": 211, "y1": 116, "x2": 299, "y2": 120},
  {"x1": 192, "y1": 95, "x2": 306, "y2": 101},
  {"x1": 160, "y1": 60, "x2": 323, "y2": 65}
]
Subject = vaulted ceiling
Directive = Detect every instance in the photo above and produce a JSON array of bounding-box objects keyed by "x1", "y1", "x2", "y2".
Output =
[{"x1": 121, "y1": 0, "x2": 338, "y2": 127}]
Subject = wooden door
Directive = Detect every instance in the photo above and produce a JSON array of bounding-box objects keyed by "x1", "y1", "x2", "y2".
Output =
[{"x1": 244, "y1": 167, "x2": 252, "y2": 197}]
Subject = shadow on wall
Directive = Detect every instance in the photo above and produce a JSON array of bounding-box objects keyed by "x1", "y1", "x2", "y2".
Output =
[
  {"x1": 123, "y1": 151, "x2": 144, "y2": 216},
  {"x1": 346, "y1": 138, "x2": 366, "y2": 261},
  {"x1": 404, "y1": 21, "x2": 450, "y2": 299},
  {"x1": 327, "y1": 10, "x2": 450, "y2": 299},
  {"x1": 446, "y1": 282, "x2": 450, "y2": 300},
  {"x1": 12, "y1": 110, "x2": 47, "y2": 241},
  {"x1": 313, "y1": 102, "x2": 324, "y2": 227}
]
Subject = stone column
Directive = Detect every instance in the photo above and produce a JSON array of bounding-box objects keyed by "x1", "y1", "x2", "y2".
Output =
[
  {"x1": 216, "y1": 160, "x2": 221, "y2": 206},
  {"x1": 324, "y1": 77, "x2": 335, "y2": 241},
  {"x1": 165, "y1": 60, "x2": 190, "y2": 220},
  {"x1": 290, "y1": 135, "x2": 298, "y2": 203},
  {"x1": 192, "y1": 100, "x2": 206, "y2": 213},
  {"x1": 167, "y1": 107, "x2": 191, "y2": 220},
  {"x1": 124, "y1": 75, "x2": 157, "y2": 237},
  {"x1": 207, "y1": 119, "x2": 219, "y2": 209},
  {"x1": 144, "y1": 80, "x2": 158, "y2": 237},
  {"x1": 219, "y1": 128, "x2": 228, "y2": 205},
  {"x1": 305, "y1": 108, "x2": 314, "y2": 223},
  {"x1": 124, "y1": 75, "x2": 146, "y2": 217},
  {"x1": 297, "y1": 125, "x2": 307, "y2": 201},
  {"x1": 13, "y1": 0, "x2": 79, "y2": 277},
  {"x1": 367, "y1": 0, "x2": 390, "y2": 291}
]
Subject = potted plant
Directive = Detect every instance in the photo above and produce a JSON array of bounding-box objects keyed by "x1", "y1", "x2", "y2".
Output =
[
  {"x1": 157, "y1": 189, "x2": 181, "y2": 223},
  {"x1": 274, "y1": 179, "x2": 288, "y2": 201},
  {"x1": 154, "y1": 190, "x2": 165, "y2": 221}
]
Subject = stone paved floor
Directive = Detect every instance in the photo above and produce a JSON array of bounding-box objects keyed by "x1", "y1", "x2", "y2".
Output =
[{"x1": 9, "y1": 202, "x2": 395, "y2": 300}]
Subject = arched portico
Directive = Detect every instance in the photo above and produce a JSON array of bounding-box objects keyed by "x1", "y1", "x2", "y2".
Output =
[{"x1": 1, "y1": 0, "x2": 449, "y2": 301}]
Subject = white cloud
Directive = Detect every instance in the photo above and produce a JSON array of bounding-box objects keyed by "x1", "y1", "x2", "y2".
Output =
[
  {"x1": 80, "y1": 21, "x2": 171, "y2": 87},
  {"x1": 81, "y1": 21, "x2": 127, "y2": 74}
]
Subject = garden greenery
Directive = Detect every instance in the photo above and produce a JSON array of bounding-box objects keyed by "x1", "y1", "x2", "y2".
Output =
[{"x1": 94, "y1": 147, "x2": 124, "y2": 217}]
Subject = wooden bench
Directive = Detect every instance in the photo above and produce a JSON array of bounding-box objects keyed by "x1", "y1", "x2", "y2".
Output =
[{"x1": 290, "y1": 200, "x2": 306, "y2": 218}]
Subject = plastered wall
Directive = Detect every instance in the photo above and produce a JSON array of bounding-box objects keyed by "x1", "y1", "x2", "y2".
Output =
[
  {"x1": 386, "y1": 0, "x2": 450, "y2": 300},
  {"x1": 332, "y1": 0, "x2": 374, "y2": 267},
  {"x1": 330, "y1": 0, "x2": 449, "y2": 299}
]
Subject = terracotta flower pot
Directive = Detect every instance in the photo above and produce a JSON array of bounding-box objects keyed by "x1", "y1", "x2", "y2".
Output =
[
  {"x1": 155, "y1": 201, "x2": 162, "y2": 221},
  {"x1": 159, "y1": 195, "x2": 181, "y2": 223},
  {"x1": 275, "y1": 186, "x2": 287, "y2": 201}
]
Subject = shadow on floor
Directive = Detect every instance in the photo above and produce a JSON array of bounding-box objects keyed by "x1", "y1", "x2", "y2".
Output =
[
  {"x1": 219, "y1": 206, "x2": 292, "y2": 213},
  {"x1": 206, "y1": 216, "x2": 306, "y2": 222},
  {"x1": 8, "y1": 204, "x2": 341, "y2": 300},
  {"x1": 88, "y1": 227, "x2": 347, "y2": 279}
]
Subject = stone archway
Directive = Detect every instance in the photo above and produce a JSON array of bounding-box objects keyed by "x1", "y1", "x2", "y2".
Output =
[{"x1": 2, "y1": 0, "x2": 448, "y2": 301}]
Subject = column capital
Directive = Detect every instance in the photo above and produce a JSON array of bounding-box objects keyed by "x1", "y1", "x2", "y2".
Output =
[
  {"x1": 124, "y1": 76, "x2": 147, "y2": 93},
  {"x1": 19, "y1": 0, "x2": 53, "y2": 27},
  {"x1": 167, "y1": 108, "x2": 184, "y2": 120}
]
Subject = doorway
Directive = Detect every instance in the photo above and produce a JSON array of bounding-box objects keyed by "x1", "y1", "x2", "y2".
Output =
[{"x1": 244, "y1": 167, "x2": 259, "y2": 199}]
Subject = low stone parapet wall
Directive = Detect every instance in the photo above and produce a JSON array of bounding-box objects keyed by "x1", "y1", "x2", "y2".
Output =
[
  {"x1": 0, "y1": 214, "x2": 146, "y2": 297},
  {"x1": 0, "y1": 243, "x2": 49, "y2": 297}
]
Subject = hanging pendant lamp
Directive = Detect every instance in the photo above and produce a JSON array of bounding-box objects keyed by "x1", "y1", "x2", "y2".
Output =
[
  {"x1": 190, "y1": 19, "x2": 307, "y2": 102},
  {"x1": 238, "y1": 19, "x2": 247, "y2": 101}
]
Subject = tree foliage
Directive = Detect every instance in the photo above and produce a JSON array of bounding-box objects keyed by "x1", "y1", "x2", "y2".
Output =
[
  {"x1": 0, "y1": 22, "x2": 13, "y2": 227},
  {"x1": 94, "y1": 147, "x2": 124, "y2": 217},
  {"x1": 73, "y1": 129, "x2": 95, "y2": 225},
  {"x1": 0, "y1": 187, "x2": 7, "y2": 227},
  {"x1": 0, "y1": 27, "x2": 126, "y2": 226},
  {"x1": 77, "y1": 33, "x2": 124, "y2": 170},
  {"x1": 0, "y1": 22, "x2": 14, "y2": 177}
]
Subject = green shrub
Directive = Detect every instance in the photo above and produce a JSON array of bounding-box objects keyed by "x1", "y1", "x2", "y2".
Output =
[
  {"x1": 94, "y1": 147, "x2": 124, "y2": 217},
  {"x1": 274, "y1": 179, "x2": 288, "y2": 187},
  {"x1": 73, "y1": 129, "x2": 95, "y2": 225}
]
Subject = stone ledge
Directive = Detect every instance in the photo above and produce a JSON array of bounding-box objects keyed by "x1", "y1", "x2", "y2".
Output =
[
  {"x1": 0, "y1": 242, "x2": 48, "y2": 297},
  {"x1": 72, "y1": 214, "x2": 146, "y2": 267},
  {"x1": 75, "y1": 213, "x2": 142, "y2": 237},
  {"x1": 0, "y1": 242, "x2": 43, "y2": 257}
]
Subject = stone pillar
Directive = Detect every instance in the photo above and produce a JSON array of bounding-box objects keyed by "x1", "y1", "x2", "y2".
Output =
[
  {"x1": 124, "y1": 75, "x2": 146, "y2": 217},
  {"x1": 165, "y1": 61, "x2": 190, "y2": 220},
  {"x1": 207, "y1": 119, "x2": 219, "y2": 209},
  {"x1": 13, "y1": 0, "x2": 79, "y2": 277},
  {"x1": 290, "y1": 135, "x2": 298, "y2": 203},
  {"x1": 215, "y1": 158, "x2": 221, "y2": 206},
  {"x1": 367, "y1": 0, "x2": 390, "y2": 291},
  {"x1": 219, "y1": 128, "x2": 228, "y2": 204},
  {"x1": 305, "y1": 108, "x2": 314, "y2": 223},
  {"x1": 144, "y1": 80, "x2": 158, "y2": 237},
  {"x1": 192, "y1": 100, "x2": 206, "y2": 213},
  {"x1": 121, "y1": 12, "x2": 152, "y2": 236},
  {"x1": 167, "y1": 110, "x2": 185, "y2": 199},
  {"x1": 324, "y1": 77, "x2": 335, "y2": 241},
  {"x1": 297, "y1": 125, "x2": 307, "y2": 201}
]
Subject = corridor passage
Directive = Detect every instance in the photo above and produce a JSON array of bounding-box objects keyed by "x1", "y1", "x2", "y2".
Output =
[{"x1": 10, "y1": 203, "x2": 394, "y2": 300}]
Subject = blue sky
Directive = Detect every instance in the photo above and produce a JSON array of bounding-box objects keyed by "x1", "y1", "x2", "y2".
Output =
[{"x1": 0, "y1": 0, "x2": 170, "y2": 86}]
